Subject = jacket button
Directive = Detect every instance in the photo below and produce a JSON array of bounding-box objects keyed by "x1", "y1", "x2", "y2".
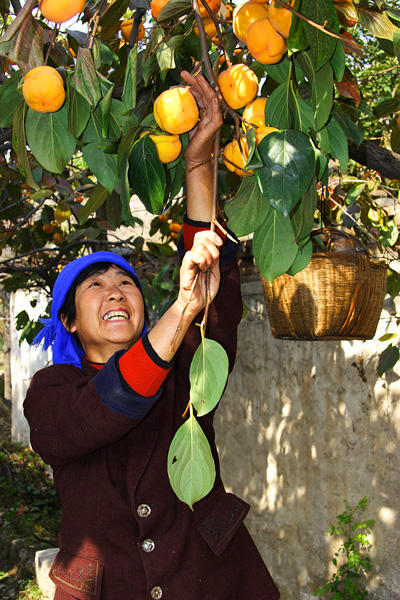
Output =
[
  {"x1": 150, "y1": 586, "x2": 163, "y2": 599},
  {"x1": 137, "y1": 504, "x2": 152, "y2": 518},
  {"x1": 142, "y1": 538, "x2": 155, "y2": 553}
]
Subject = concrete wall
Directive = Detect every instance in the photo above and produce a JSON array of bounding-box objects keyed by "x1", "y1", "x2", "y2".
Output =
[{"x1": 215, "y1": 279, "x2": 399, "y2": 600}]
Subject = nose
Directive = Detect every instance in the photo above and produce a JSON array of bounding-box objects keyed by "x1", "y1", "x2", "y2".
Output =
[{"x1": 106, "y1": 285, "x2": 126, "y2": 302}]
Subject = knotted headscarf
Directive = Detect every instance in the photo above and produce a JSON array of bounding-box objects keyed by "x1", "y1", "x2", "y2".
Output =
[{"x1": 32, "y1": 251, "x2": 147, "y2": 368}]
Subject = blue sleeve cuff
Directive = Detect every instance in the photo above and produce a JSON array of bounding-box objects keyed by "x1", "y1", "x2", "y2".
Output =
[{"x1": 94, "y1": 351, "x2": 161, "y2": 419}]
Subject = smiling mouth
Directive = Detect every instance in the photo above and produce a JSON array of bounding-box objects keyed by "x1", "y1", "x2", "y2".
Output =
[{"x1": 103, "y1": 310, "x2": 130, "y2": 321}]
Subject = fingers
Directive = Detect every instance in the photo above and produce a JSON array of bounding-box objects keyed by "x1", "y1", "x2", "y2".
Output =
[
  {"x1": 184, "y1": 231, "x2": 223, "y2": 273},
  {"x1": 181, "y1": 71, "x2": 222, "y2": 126}
]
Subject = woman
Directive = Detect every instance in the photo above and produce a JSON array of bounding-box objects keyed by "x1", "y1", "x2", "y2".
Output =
[{"x1": 24, "y1": 72, "x2": 280, "y2": 600}]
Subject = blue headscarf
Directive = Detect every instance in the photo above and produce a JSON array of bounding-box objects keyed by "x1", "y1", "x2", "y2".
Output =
[{"x1": 32, "y1": 251, "x2": 147, "y2": 368}]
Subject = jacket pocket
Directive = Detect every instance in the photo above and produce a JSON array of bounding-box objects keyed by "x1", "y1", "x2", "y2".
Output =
[
  {"x1": 49, "y1": 548, "x2": 104, "y2": 599},
  {"x1": 194, "y1": 491, "x2": 250, "y2": 556}
]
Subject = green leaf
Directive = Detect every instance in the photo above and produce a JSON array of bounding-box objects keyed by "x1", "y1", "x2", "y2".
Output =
[
  {"x1": 297, "y1": 52, "x2": 334, "y2": 131},
  {"x1": 290, "y1": 175, "x2": 317, "y2": 245},
  {"x1": 158, "y1": 0, "x2": 192, "y2": 23},
  {"x1": 224, "y1": 177, "x2": 270, "y2": 237},
  {"x1": 290, "y1": 83, "x2": 315, "y2": 133},
  {"x1": 190, "y1": 335, "x2": 229, "y2": 417},
  {"x1": 118, "y1": 127, "x2": 141, "y2": 226},
  {"x1": 286, "y1": 240, "x2": 312, "y2": 276},
  {"x1": 253, "y1": 208, "x2": 298, "y2": 283},
  {"x1": 379, "y1": 219, "x2": 398, "y2": 248},
  {"x1": 82, "y1": 101, "x2": 127, "y2": 192},
  {"x1": 26, "y1": 105, "x2": 76, "y2": 174},
  {"x1": 330, "y1": 36, "x2": 345, "y2": 82},
  {"x1": 99, "y1": 0, "x2": 130, "y2": 28},
  {"x1": 0, "y1": 71, "x2": 22, "y2": 127},
  {"x1": 255, "y1": 129, "x2": 316, "y2": 216},
  {"x1": 325, "y1": 116, "x2": 349, "y2": 173},
  {"x1": 302, "y1": 0, "x2": 339, "y2": 69},
  {"x1": 128, "y1": 136, "x2": 165, "y2": 214},
  {"x1": 67, "y1": 83, "x2": 91, "y2": 138},
  {"x1": 264, "y1": 56, "x2": 292, "y2": 84},
  {"x1": 12, "y1": 102, "x2": 38, "y2": 190},
  {"x1": 373, "y1": 97, "x2": 400, "y2": 119},
  {"x1": 122, "y1": 46, "x2": 137, "y2": 111},
  {"x1": 78, "y1": 185, "x2": 109, "y2": 224},
  {"x1": 99, "y1": 84, "x2": 115, "y2": 139},
  {"x1": 377, "y1": 345, "x2": 400, "y2": 377},
  {"x1": 333, "y1": 111, "x2": 364, "y2": 147},
  {"x1": 167, "y1": 409, "x2": 216, "y2": 509},
  {"x1": 1, "y1": 15, "x2": 43, "y2": 73},
  {"x1": 387, "y1": 267, "x2": 400, "y2": 298},
  {"x1": 264, "y1": 80, "x2": 291, "y2": 129},
  {"x1": 359, "y1": 8, "x2": 398, "y2": 40},
  {"x1": 71, "y1": 48, "x2": 102, "y2": 108},
  {"x1": 394, "y1": 29, "x2": 400, "y2": 62},
  {"x1": 287, "y1": 6, "x2": 309, "y2": 54}
]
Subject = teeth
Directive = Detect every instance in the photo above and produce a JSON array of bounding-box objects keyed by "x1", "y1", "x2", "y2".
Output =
[{"x1": 103, "y1": 311, "x2": 129, "y2": 321}]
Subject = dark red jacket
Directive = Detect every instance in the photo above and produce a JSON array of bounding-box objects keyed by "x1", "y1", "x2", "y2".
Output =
[{"x1": 24, "y1": 260, "x2": 280, "y2": 600}]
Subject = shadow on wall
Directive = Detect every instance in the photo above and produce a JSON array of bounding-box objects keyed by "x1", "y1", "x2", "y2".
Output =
[{"x1": 214, "y1": 279, "x2": 400, "y2": 600}]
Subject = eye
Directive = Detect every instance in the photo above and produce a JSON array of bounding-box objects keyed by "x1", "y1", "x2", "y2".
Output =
[
  {"x1": 89, "y1": 280, "x2": 101, "y2": 287},
  {"x1": 120, "y1": 279, "x2": 133, "y2": 286}
]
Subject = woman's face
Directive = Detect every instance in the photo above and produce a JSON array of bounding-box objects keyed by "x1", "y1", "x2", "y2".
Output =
[{"x1": 67, "y1": 265, "x2": 145, "y2": 363}]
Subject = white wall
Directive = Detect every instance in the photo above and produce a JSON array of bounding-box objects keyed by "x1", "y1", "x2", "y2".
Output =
[{"x1": 10, "y1": 290, "x2": 51, "y2": 445}]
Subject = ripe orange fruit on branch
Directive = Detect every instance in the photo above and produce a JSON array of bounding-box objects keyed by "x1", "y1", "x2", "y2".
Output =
[
  {"x1": 140, "y1": 131, "x2": 182, "y2": 163},
  {"x1": 218, "y1": 63, "x2": 258, "y2": 110},
  {"x1": 40, "y1": 0, "x2": 86, "y2": 23},
  {"x1": 120, "y1": 20, "x2": 145, "y2": 43},
  {"x1": 22, "y1": 66, "x2": 65, "y2": 113},
  {"x1": 150, "y1": 0, "x2": 170, "y2": 21},
  {"x1": 223, "y1": 138, "x2": 252, "y2": 177},
  {"x1": 198, "y1": 0, "x2": 221, "y2": 18},
  {"x1": 269, "y1": 0, "x2": 294, "y2": 38},
  {"x1": 246, "y1": 18, "x2": 287, "y2": 64},
  {"x1": 232, "y1": 1, "x2": 269, "y2": 43},
  {"x1": 243, "y1": 97, "x2": 268, "y2": 129},
  {"x1": 154, "y1": 87, "x2": 199, "y2": 134},
  {"x1": 254, "y1": 126, "x2": 277, "y2": 145},
  {"x1": 194, "y1": 17, "x2": 218, "y2": 39}
]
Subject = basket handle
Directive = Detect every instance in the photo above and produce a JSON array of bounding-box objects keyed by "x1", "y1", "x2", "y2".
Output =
[{"x1": 310, "y1": 228, "x2": 372, "y2": 336}]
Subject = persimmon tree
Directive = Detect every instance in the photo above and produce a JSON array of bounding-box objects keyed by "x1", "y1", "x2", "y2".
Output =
[{"x1": 0, "y1": 0, "x2": 400, "y2": 504}]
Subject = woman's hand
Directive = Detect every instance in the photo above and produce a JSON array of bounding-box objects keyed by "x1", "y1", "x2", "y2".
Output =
[
  {"x1": 177, "y1": 230, "x2": 222, "y2": 316},
  {"x1": 181, "y1": 70, "x2": 222, "y2": 168}
]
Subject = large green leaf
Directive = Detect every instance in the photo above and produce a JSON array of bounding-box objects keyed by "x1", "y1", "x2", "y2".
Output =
[
  {"x1": 377, "y1": 345, "x2": 400, "y2": 377},
  {"x1": 12, "y1": 102, "x2": 39, "y2": 190},
  {"x1": 26, "y1": 105, "x2": 76, "y2": 174},
  {"x1": 264, "y1": 80, "x2": 291, "y2": 129},
  {"x1": 302, "y1": 0, "x2": 339, "y2": 69},
  {"x1": 253, "y1": 207, "x2": 298, "y2": 283},
  {"x1": 255, "y1": 129, "x2": 316, "y2": 216},
  {"x1": 290, "y1": 83, "x2": 315, "y2": 133},
  {"x1": 78, "y1": 185, "x2": 109, "y2": 224},
  {"x1": 67, "y1": 82, "x2": 91, "y2": 138},
  {"x1": 0, "y1": 71, "x2": 22, "y2": 127},
  {"x1": 359, "y1": 8, "x2": 398, "y2": 40},
  {"x1": 325, "y1": 116, "x2": 349, "y2": 173},
  {"x1": 158, "y1": 0, "x2": 192, "y2": 23},
  {"x1": 224, "y1": 177, "x2": 269, "y2": 236},
  {"x1": 1, "y1": 15, "x2": 43, "y2": 73},
  {"x1": 167, "y1": 409, "x2": 216, "y2": 509},
  {"x1": 82, "y1": 143, "x2": 118, "y2": 193},
  {"x1": 122, "y1": 46, "x2": 137, "y2": 111},
  {"x1": 71, "y1": 48, "x2": 102, "y2": 108},
  {"x1": 118, "y1": 126, "x2": 142, "y2": 226},
  {"x1": 129, "y1": 136, "x2": 165, "y2": 214},
  {"x1": 190, "y1": 335, "x2": 229, "y2": 417},
  {"x1": 297, "y1": 52, "x2": 333, "y2": 131},
  {"x1": 286, "y1": 240, "x2": 313, "y2": 276},
  {"x1": 333, "y1": 111, "x2": 364, "y2": 147},
  {"x1": 290, "y1": 175, "x2": 317, "y2": 246}
]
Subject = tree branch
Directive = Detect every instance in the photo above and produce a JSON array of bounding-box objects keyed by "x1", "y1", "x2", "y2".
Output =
[{"x1": 348, "y1": 140, "x2": 400, "y2": 180}]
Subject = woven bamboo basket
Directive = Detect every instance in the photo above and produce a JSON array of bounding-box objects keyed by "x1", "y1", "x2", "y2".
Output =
[{"x1": 261, "y1": 228, "x2": 388, "y2": 341}]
